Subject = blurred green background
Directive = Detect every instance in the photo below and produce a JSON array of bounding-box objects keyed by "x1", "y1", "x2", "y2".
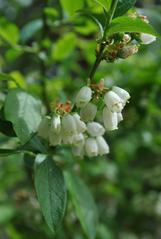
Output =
[{"x1": 0, "y1": 0, "x2": 161, "y2": 238}]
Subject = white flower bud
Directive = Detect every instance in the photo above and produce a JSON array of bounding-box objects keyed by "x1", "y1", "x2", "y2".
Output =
[
  {"x1": 87, "y1": 122, "x2": 105, "y2": 137},
  {"x1": 49, "y1": 130, "x2": 62, "y2": 146},
  {"x1": 51, "y1": 115, "x2": 61, "y2": 134},
  {"x1": 62, "y1": 114, "x2": 77, "y2": 136},
  {"x1": 103, "y1": 107, "x2": 118, "y2": 131},
  {"x1": 85, "y1": 138, "x2": 98, "y2": 157},
  {"x1": 72, "y1": 133, "x2": 85, "y2": 146},
  {"x1": 37, "y1": 116, "x2": 51, "y2": 140},
  {"x1": 75, "y1": 86, "x2": 92, "y2": 108},
  {"x1": 112, "y1": 86, "x2": 130, "y2": 104},
  {"x1": 73, "y1": 113, "x2": 86, "y2": 133},
  {"x1": 117, "y1": 113, "x2": 123, "y2": 123},
  {"x1": 140, "y1": 33, "x2": 156, "y2": 45},
  {"x1": 80, "y1": 102, "x2": 97, "y2": 122},
  {"x1": 72, "y1": 145, "x2": 84, "y2": 158},
  {"x1": 104, "y1": 91, "x2": 123, "y2": 113},
  {"x1": 123, "y1": 34, "x2": 131, "y2": 43},
  {"x1": 96, "y1": 136, "x2": 110, "y2": 156}
]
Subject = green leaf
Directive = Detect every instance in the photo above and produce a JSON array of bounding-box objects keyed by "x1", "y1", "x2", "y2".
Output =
[
  {"x1": 4, "y1": 88, "x2": 42, "y2": 144},
  {"x1": 60, "y1": 0, "x2": 85, "y2": 17},
  {"x1": 34, "y1": 155, "x2": 67, "y2": 232},
  {"x1": 65, "y1": 171, "x2": 98, "y2": 239},
  {"x1": 107, "y1": 16, "x2": 158, "y2": 36},
  {"x1": 0, "y1": 17, "x2": 19, "y2": 46},
  {"x1": 20, "y1": 19, "x2": 43, "y2": 42},
  {"x1": 114, "y1": 0, "x2": 136, "y2": 18},
  {"x1": 0, "y1": 72, "x2": 15, "y2": 82},
  {"x1": 0, "y1": 149, "x2": 20, "y2": 156},
  {"x1": 52, "y1": 33, "x2": 76, "y2": 60},
  {"x1": 94, "y1": 0, "x2": 112, "y2": 11},
  {"x1": 77, "y1": 10, "x2": 104, "y2": 37},
  {"x1": 0, "y1": 205, "x2": 15, "y2": 224}
]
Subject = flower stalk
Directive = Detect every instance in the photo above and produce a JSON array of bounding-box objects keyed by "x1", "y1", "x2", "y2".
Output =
[{"x1": 89, "y1": 0, "x2": 119, "y2": 82}]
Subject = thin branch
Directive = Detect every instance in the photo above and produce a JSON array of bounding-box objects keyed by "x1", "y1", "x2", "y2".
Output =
[{"x1": 88, "y1": 0, "x2": 119, "y2": 82}]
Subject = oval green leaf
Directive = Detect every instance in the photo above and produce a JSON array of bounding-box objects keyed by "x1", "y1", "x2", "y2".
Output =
[
  {"x1": 4, "y1": 88, "x2": 42, "y2": 144},
  {"x1": 34, "y1": 155, "x2": 67, "y2": 233},
  {"x1": 65, "y1": 171, "x2": 98, "y2": 239},
  {"x1": 114, "y1": 0, "x2": 136, "y2": 18},
  {"x1": 107, "y1": 16, "x2": 158, "y2": 36}
]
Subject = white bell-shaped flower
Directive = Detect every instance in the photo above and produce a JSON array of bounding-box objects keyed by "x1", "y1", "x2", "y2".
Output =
[
  {"x1": 37, "y1": 116, "x2": 51, "y2": 140},
  {"x1": 103, "y1": 107, "x2": 118, "y2": 131},
  {"x1": 87, "y1": 122, "x2": 105, "y2": 137},
  {"x1": 51, "y1": 115, "x2": 61, "y2": 134},
  {"x1": 73, "y1": 113, "x2": 86, "y2": 133},
  {"x1": 72, "y1": 133, "x2": 85, "y2": 146},
  {"x1": 62, "y1": 114, "x2": 77, "y2": 136},
  {"x1": 140, "y1": 33, "x2": 156, "y2": 45},
  {"x1": 112, "y1": 86, "x2": 130, "y2": 104},
  {"x1": 96, "y1": 136, "x2": 110, "y2": 156},
  {"x1": 80, "y1": 102, "x2": 97, "y2": 122},
  {"x1": 49, "y1": 130, "x2": 62, "y2": 146},
  {"x1": 117, "y1": 112, "x2": 123, "y2": 123},
  {"x1": 75, "y1": 86, "x2": 92, "y2": 108},
  {"x1": 62, "y1": 134, "x2": 74, "y2": 144},
  {"x1": 72, "y1": 145, "x2": 84, "y2": 158},
  {"x1": 104, "y1": 91, "x2": 123, "y2": 113},
  {"x1": 85, "y1": 138, "x2": 98, "y2": 157}
]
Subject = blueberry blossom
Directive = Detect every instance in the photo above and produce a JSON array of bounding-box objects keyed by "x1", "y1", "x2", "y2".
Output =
[
  {"x1": 104, "y1": 91, "x2": 124, "y2": 113},
  {"x1": 103, "y1": 107, "x2": 118, "y2": 131},
  {"x1": 87, "y1": 122, "x2": 105, "y2": 137},
  {"x1": 96, "y1": 136, "x2": 110, "y2": 156},
  {"x1": 37, "y1": 116, "x2": 51, "y2": 140},
  {"x1": 112, "y1": 86, "x2": 130, "y2": 105},
  {"x1": 75, "y1": 86, "x2": 92, "y2": 108},
  {"x1": 140, "y1": 33, "x2": 156, "y2": 45},
  {"x1": 85, "y1": 138, "x2": 98, "y2": 157},
  {"x1": 80, "y1": 102, "x2": 97, "y2": 122}
]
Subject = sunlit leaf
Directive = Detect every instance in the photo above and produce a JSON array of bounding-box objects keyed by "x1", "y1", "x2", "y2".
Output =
[
  {"x1": 60, "y1": 0, "x2": 84, "y2": 17},
  {"x1": 52, "y1": 33, "x2": 76, "y2": 60},
  {"x1": 107, "y1": 16, "x2": 158, "y2": 36},
  {"x1": 4, "y1": 89, "x2": 42, "y2": 144}
]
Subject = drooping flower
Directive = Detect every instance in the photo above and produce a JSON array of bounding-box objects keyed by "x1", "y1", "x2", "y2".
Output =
[
  {"x1": 37, "y1": 116, "x2": 51, "y2": 140},
  {"x1": 51, "y1": 115, "x2": 61, "y2": 134},
  {"x1": 112, "y1": 86, "x2": 130, "y2": 104},
  {"x1": 103, "y1": 107, "x2": 118, "y2": 131},
  {"x1": 104, "y1": 91, "x2": 124, "y2": 113},
  {"x1": 80, "y1": 102, "x2": 97, "y2": 122},
  {"x1": 140, "y1": 33, "x2": 156, "y2": 45},
  {"x1": 96, "y1": 136, "x2": 110, "y2": 156},
  {"x1": 73, "y1": 113, "x2": 86, "y2": 133},
  {"x1": 75, "y1": 86, "x2": 92, "y2": 108},
  {"x1": 72, "y1": 133, "x2": 85, "y2": 146},
  {"x1": 85, "y1": 138, "x2": 98, "y2": 157},
  {"x1": 49, "y1": 129, "x2": 62, "y2": 146},
  {"x1": 87, "y1": 122, "x2": 105, "y2": 137},
  {"x1": 117, "y1": 112, "x2": 123, "y2": 123},
  {"x1": 62, "y1": 114, "x2": 77, "y2": 136}
]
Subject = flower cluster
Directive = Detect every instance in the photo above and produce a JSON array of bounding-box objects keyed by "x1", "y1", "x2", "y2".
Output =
[
  {"x1": 38, "y1": 82, "x2": 130, "y2": 158},
  {"x1": 99, "y1": 15, "x2": 156, "y2": 62}
]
